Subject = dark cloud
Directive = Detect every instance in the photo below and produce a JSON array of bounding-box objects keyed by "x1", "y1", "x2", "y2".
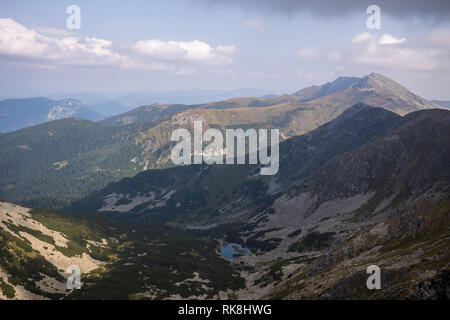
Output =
[{"x1": 195, "y1": 0, "x2": 450, "y2": 20}]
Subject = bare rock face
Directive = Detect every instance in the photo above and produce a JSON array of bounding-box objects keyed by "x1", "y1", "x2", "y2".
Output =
[
  {"x1": 46, "y1": 99, "x2": 84, "y2": 120},
  {"x1": 408, "y1": 269, "x2": 450, "y2": 300}
]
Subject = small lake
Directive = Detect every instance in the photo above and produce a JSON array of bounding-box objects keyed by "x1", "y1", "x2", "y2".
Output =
[{"x1": 220, "y1": 243, "x2": 251, "y2": 260}]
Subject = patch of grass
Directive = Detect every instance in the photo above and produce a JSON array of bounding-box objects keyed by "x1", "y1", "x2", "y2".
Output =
[
  {"x1": 3, "y1": 222, "x2": 56, "y2": 245},
  {"x1": 288, "y1": 231, "x2": 335, "y2": 253},
  {"x1": 0, "y1": 279, "x2": 16, "y2": 298},
  {"x1": 115, "y1": 197, "x2": 133, "y2": 206}
]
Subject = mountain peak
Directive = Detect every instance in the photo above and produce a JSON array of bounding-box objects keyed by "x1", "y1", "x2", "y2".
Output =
[
  {"x1": 293, "y1": 76, "x2": 361, "y2": 101},
  {"x1": 366, "y1": 72, "x2": 388, "y2": 79},
  {"x1": 360, "y1": 72, "x2": 399, "y2": 86}
]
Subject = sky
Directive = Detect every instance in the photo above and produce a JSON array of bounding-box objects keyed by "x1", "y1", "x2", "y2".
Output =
[{"x1": 0, "y1": 0, "x2": 449, "y2": 99}]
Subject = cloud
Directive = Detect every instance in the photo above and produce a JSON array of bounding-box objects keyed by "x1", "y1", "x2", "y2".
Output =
[
  {"x1": 348, "y1": 31, "x2": 449, "y2": 71},
  {"x1": 297, "y1": 46, "x2": 320, "y2": 59},
  {"x1": 133, "y1": 39, "x2": 236, "y2": 64},
  {"x1": 0, "y1": 18, "x2": 237, "y2": 75},
  {"x1": 33, "y1": 25, "x2": 76, "y2": 37},
  {"x1": 0, "y1": 18, "x2": 128, "y2": 67},
  {"x1": 0, "y1": 18, "x2": 49, "y2": 58},
  {"x1": 353, "y1": 32, "x2": 407, "y2": 45},
  {"x1": 196, "y1": 0, "x2": 450, "y2": 20},
  {"x1": 379, "y1": 34, "x2": 406, "y2": 45}
]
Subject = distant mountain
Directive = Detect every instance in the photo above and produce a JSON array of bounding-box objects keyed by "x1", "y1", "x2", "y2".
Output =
[
  {"x1": 112, "y1": 88, "x2": 278, "y2": 109},
  {"x1": 90, "y1": 100, "x2": 130, "y2": 116},
  {"x1": 295, "y1": 73, "x2": 440, "y2": 115},
  {"x1": 0, "y1": 97, "x2": 104, "y2": 132},
  {"x1": 99, "y1": 73, "x2": 442, "y2": 172},
  {"x1": 89, "y1": 88, "x2": 278, "y2": 117},
  {"x1": 431, "y1": 100, "x2": 450, "y2": 109},
  {"x1": 104, "y1": 73, "x2": 439, "y2": 129},
  {"x1": 293, "y1": 76, "x2": 361, "y2": 101},
  {"x1": 101, "y1": 104, "x2": 200, "y2": 126}
]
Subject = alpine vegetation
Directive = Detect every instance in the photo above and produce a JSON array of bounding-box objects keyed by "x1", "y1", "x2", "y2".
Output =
[{"x1": 171, "y1": 121, "x2": 279, "y2": 175}]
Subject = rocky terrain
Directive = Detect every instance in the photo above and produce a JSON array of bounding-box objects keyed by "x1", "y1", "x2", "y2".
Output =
[
  {"x1": 66, "y1": 105, "x2": 449, "y2": 299},
  {"x1": 0, "y1": 200, "x2": 244, "y2": 300},
  {"x1": 0, "y1": 73, "x2": 448, "y2": 300}
]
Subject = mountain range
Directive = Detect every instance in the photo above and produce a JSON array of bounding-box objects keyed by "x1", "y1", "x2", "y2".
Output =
[
  {"x1": 0, "y1": 98, "x2": 104, "y2": 133},
  {"x1": 44, "y1": 88, "x2": 279, "y2": 117},
  {"x1": 0, "y1": 73, "x2": 448, "y2": 300},
  {"x1": 0, "y1": 73, "x2": 442, "y2": 210},
  {"x1": 1, "y1": 103, "x2": 448, "y2": 299},
  {"x1": 432, "y1": 100, "x2": 450, "y2": 109}
]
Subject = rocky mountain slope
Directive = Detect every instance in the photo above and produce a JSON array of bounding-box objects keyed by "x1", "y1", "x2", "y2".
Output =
[
  {"x1": 0, "y1": 200, "x2": 243, "y2": 299},
  {"x1": 69, "y1": 105, "x2": 449, "y2": 225},
  {"x1": 0, "y1": 97, "x2": 104, "y2": 133},
  {"x1": 293, "y1": 76, "x2": 361, "y2": 101},
  {"x1": 68, "y1": 104, "x2": 401, "y2": 224},
  {"x1": 67, "y1": 105, "x2": 450, "y2": 299}
]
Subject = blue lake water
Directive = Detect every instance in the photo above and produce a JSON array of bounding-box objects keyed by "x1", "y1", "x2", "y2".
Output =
[{"x1": 220, "y1": 243, "x2": 251, "y2": 260}]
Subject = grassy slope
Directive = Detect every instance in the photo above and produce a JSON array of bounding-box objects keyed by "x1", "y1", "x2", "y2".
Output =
[{"x1": 0, "y1": 201, "x2": 244, "y2": 299}]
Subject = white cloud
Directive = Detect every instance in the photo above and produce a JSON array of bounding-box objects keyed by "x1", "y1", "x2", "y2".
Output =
[
  {"x1": 33, "y1": 25, "x2": 76, "y2": 37},
  {"x1": 297, "y1": 46, "x2": 320, "y2": 59},
  {"x1": 0, "y1": 18, "x2": 128, "y2": 67},
  {"x1": 0, "y1": 18, "x2": 49, "y2": 57},
  {"x1": 0, "y1": 18, "x2": 237, "y2": 74},
  {"x1": 379, "y1": 34, "x2": 406, "y2": 45},
  {"x1": 133, "y1": 39, "x2": 236, "y2": 64},
  {"x1": 348, "y1": 31, "x2": 448, "y2": 71}
]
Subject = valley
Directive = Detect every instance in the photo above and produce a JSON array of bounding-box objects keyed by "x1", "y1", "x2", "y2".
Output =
[{"x1": 0, "y1": 73, "x2": 448, "y2": 300}]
